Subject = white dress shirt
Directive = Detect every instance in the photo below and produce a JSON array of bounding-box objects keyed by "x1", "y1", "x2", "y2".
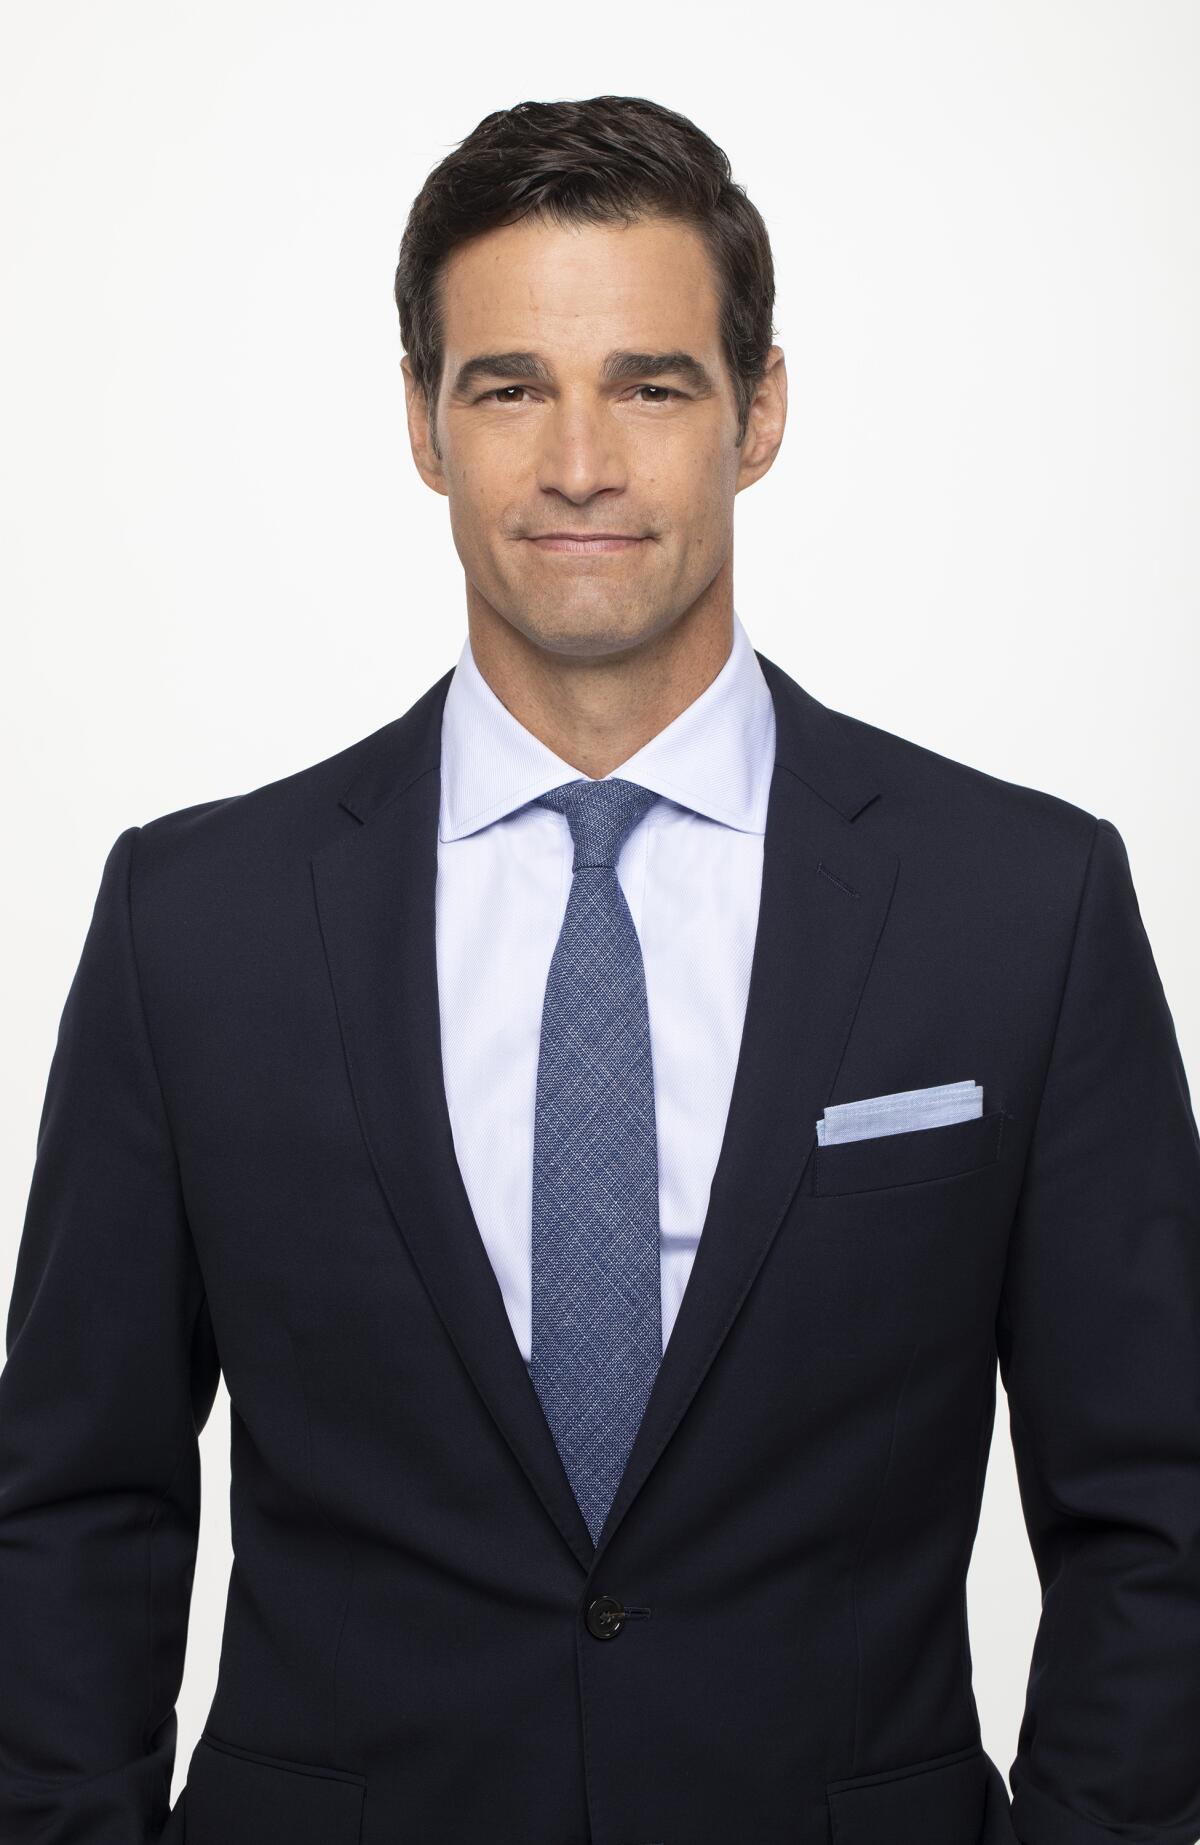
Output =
[{"x1": 435, "y1": 609, "x2": 777, "y2": 1366}]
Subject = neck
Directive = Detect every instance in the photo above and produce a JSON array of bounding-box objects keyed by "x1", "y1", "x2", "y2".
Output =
[{"x1": 464, "y1": 574, "x2": 735, "y2": 780}]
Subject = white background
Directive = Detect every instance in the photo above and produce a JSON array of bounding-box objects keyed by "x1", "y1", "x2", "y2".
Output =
[{"x1": 2, "y1": 0, "x2": 1197, "y2": 1811}]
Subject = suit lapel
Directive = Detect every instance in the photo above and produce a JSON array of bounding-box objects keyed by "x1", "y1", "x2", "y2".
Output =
[
  {"x1": 311, "y1": 673, "x2": 599, "y2": 1569},
  {"x1": 591, "y1": 657, "x2": 899, "y2": 1566},
  {"x1": 310, "y1": 652, "x2": 899, "y2": 1577}
]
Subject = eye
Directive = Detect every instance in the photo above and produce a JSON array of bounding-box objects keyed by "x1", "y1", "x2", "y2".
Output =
[
  {"x1": 481, "y1": 385, "x2": 530, "y2": 404},
  {"x1": 634, "y1": 385, "x2": 679, "y2": 403}
]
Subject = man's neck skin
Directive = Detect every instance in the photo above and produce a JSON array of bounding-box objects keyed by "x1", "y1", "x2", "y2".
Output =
[{"x1": 464, "y1": 570, "x2": 735, "y2": 783}]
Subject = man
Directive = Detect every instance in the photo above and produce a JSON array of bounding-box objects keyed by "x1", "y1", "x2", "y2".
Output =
[{"x1": 1, "y1": 92, "x2": 1197, "y2": 1845}]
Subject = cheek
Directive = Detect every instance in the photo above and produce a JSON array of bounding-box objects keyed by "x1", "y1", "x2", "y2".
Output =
[
  {"x1": 464, "y1": 441, "x2": 533, "y2": 517},
  {"x1": 447, "y1": 466, "x2": 499, "y2": 534},
  {"x1": 645, "y1": 429, "x2": 735, "y2": 500},
  {"x1": 672, "y1": 458, "x2": 735, "y2": 545}
]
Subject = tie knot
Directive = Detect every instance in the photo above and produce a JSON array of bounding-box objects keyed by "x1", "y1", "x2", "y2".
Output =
[{"x1": 533, "y1": 777, "x2": 660, "y2": 870}]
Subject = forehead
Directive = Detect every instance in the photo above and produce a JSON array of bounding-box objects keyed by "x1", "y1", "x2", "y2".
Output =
[{"x1": 438, "y1": 214, "x2": 723, "y2": 359}]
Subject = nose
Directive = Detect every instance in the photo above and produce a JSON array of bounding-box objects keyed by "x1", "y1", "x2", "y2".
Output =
[{"x1": 535, "y1": 393, "x2": 628, "y2": 505}]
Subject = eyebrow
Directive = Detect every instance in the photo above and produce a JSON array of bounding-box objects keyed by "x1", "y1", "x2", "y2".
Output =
[{"x1": 449, "y1": 348, "x2": 717, "y2": 398}]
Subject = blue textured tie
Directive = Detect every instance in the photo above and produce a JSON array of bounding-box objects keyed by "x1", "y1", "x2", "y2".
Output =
[{"x1": 528, "y1": 776, "x2": 663, "y2": 1547}]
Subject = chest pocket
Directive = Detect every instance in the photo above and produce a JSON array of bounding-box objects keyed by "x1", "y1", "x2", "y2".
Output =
[{"x1": 810, "y1": 1109, "x2": 1009, "y2": 1197}]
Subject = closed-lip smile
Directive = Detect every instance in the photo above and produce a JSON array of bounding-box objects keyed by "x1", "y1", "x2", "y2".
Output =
[{"x1": 528, "y1": 532, "x2": 646, "y2": 552}]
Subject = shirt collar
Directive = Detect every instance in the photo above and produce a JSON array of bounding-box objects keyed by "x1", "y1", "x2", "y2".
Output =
[{"x1": 439, "y1": 608, "x2": 777, "y2": 843}]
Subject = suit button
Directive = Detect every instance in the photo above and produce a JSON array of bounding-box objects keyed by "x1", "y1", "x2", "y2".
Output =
[{"x1": 585, "y1": 1594, "x2": 625, "y2": 1639}]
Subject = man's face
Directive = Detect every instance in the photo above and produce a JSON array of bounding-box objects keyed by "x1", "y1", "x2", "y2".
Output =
[{"x1": 403, "y1": 212, "x2": 785, "y2": 661}]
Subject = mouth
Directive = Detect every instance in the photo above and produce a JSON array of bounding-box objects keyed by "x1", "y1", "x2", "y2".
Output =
[{"x1": 527, "y1": 534, "x2": 646, "y2": 554}]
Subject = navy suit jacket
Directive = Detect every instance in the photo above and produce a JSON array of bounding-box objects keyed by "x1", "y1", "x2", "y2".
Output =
[{"x1": 2, "y1": 651, "x2": 1199, "y2": 1845}]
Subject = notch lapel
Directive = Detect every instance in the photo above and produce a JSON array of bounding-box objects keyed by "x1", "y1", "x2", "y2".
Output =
[{"x1": 310, "y1": 653, "x2": 900, "y2": 1578}]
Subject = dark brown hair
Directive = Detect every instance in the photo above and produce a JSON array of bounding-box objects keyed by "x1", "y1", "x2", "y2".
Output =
[{"x1": 394, "y1": 95, "x2": 776, "y2": 453}]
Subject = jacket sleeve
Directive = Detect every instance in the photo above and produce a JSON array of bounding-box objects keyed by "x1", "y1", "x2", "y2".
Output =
[
  {"x1": 0, "y1": 825, "x2": 221, "y2": 1843},
  {"x1": 996, "y1": 815, "x2": 1200, "y2": 1845}
]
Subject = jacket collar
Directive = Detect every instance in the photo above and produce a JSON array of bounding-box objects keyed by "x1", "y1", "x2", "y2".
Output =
[{"x1": 338, "y1": 641, "x2": 882, "y2": 832}]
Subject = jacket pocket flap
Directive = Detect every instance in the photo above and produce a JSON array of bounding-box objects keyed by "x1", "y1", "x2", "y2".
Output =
[
  {"x1": 827, "y1": 1743, "x2": 987, "y2": 1844},
  {"x1": 187, "y1": 1735, "x2": 365, "y2": 1845}
]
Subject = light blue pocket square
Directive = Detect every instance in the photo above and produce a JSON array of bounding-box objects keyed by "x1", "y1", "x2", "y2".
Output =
[{"x1": 817, "y1": 1079, "x2": 983, "y2": 1146}]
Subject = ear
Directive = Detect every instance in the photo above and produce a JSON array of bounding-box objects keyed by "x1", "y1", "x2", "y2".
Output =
[
  {"x1": 735, "y1": 346, "x2": 788, "y2": 493},
  {"x1": 401, "y1": 355, "x2": 449, "y2": 497}
]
